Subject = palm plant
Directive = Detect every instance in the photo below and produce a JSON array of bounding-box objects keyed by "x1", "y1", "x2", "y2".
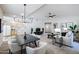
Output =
[{"x1": 69, "y1": 24, "x2": 77, "y2": 32}]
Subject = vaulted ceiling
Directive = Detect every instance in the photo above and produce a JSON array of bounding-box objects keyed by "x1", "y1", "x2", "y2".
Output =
[
  {"x1": 0, "y1": 4, "x2": 44, "y2": 17},
  {"x1": 30, "y1": 4, "x2": 79, "y2": 17},
  {"x1": 0, "y1": 4, "x2": 79, "y2": 18}
]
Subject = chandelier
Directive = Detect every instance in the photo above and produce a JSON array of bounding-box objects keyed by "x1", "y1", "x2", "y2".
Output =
[
  {"x1": 13, "y1": 4, "x2": 27, "y2": 23},
  {"x1": 12, "y1": 4, "x2": 33, "y2": 23}
]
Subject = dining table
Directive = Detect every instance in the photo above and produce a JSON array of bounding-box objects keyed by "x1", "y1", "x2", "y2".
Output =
[{"x1": 19, "y1": 34, "x2": 40, "y2": 54}]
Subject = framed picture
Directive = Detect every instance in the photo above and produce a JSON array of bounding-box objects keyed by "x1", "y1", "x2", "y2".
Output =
[
  {"x1": 45, "y1": 22, "x2": 52, "y2": 33},
  {"x1": 67, "y1": 22, "x2": 73, "y2": 29}
]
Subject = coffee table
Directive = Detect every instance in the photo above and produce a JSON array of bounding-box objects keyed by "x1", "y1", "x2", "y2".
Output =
[{"x1": 53, "y1": 35, "x2": 63, "y2": 47}]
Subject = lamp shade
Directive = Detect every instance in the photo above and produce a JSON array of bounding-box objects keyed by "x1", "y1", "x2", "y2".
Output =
[
  {"x1": 62, "y1": 28, "x2": 68, "y2": 32},
  {"x1": 54, "y1": 28, "x2": 61, "y2": 33}
]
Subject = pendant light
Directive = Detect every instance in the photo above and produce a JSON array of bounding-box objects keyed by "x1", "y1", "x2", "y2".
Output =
[{"x1": 24, "y1": 4, "x2": 26, "y2": 23}]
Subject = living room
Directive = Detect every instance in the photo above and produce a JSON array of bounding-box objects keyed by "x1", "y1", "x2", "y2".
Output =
[{"x1": 0, "y1": 4, "x2": 79, "y2": 54}]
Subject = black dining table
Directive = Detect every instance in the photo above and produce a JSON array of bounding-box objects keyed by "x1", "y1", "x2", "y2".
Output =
[{"x1": 19, "y1": 34, "x2": 40, "y2": 54}]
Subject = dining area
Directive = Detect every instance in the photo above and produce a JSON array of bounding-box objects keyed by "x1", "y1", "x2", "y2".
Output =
[{"x1": 6, "y1": 33, "x2": 47, "y2": 54}]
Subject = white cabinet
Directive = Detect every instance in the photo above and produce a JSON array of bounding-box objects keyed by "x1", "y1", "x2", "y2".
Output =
[{"x1": 3, "y1": 25, "x2": 11, "y2": 36}]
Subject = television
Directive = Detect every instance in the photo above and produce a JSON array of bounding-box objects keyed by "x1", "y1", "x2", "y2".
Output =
[{"x1": 0, "y1": 19, "x2": 1, "y2": 33}]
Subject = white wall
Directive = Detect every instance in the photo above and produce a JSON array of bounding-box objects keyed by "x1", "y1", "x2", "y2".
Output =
[
  {"x1": 0, "y1": 8, "x2": 3, "y2": 18},
  {"x1": 29, "y1": 16, "x2": 79, "y2": 33}
]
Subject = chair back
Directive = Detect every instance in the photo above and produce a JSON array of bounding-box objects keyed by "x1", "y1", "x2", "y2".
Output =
[{"x1": 26, "y1": 42, "x2": 47, "y2": 54}]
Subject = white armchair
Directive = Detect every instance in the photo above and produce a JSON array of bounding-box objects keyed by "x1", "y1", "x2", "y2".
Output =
[
  {"x1": 8, "y1": 39, "x2": 21, "y2": 53},
  {"x1": 26, "y1": 42, "x2": 47, "y2": 54},
  {"x1": 0, "y1": 37, "x2": 3, "y2": 47},
  {"x1": 0, "y1": 40, "x2": 9, "y2": 54},
  {"x1": 63, "y1": 31, "x2": 73, "y2": 47}
]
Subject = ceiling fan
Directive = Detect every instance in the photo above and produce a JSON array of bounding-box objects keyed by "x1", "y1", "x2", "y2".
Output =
[{"x1": 46, "y1": 12, "x2": 56, "y2": 18}]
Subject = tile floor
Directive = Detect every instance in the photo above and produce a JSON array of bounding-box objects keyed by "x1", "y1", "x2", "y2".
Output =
[{"x1": 40, "y1": 34, "x2": 79, "y2": 54}]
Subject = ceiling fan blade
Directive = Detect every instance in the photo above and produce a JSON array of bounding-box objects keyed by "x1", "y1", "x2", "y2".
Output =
[
  {"x1": 53, "y1": 15, "x2": 56, "y2": 16},
  {"x1": 49, "y1": 15, "x2": 56, "y2": 18}
]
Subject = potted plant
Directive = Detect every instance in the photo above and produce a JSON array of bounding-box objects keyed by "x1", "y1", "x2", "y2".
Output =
[{"x1": 69, "y1": 24, "x2": 77, "y2": 33}]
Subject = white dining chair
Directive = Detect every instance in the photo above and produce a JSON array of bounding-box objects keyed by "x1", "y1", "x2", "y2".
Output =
[{"x1": 26, "y1": 42, "x2": 47, "y2": 54}]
